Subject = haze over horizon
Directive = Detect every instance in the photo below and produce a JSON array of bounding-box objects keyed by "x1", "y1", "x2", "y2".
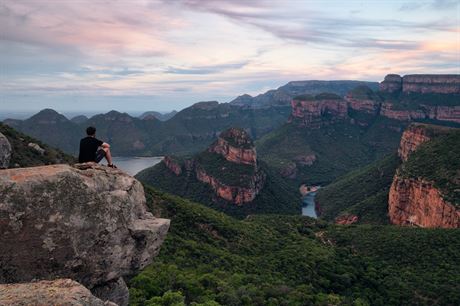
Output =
[{"x1": 1, "y1": 0, "x2": 459, "y2": 114}]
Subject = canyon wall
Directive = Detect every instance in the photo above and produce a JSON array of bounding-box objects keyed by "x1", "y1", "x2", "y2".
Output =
[
  {"x1": 208, "y1": 128, "x2": 257, "y2": 166},
  {"x1": 289, "y1": 95, "x2": 348, "y2": 128},
  {"x1": 388, "y1": 124, "x2": 459, "y2": 228},
  {"x1": 0, "y1": 163, "x2": 170, "y2": 305},
  {"x1": 388, "y1": 176, "x2": 459, "y2": 228},
  {"x1": 380, "y1": 74, "x2": 460, "y2": 94}
]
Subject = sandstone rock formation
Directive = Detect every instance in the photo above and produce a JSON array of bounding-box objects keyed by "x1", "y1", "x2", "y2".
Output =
[
  {"x1": 209, "y1": 128, "x2": 257, "y2": 165},
  {"x1": 398, "y1": 123, "x2": 451, "y2": 161},
  {"x1": 388, "y1": 176, "x2": 459, "y2": 228},
  {"x1": 380, "y1": 74, "x2": 460, "y2": 94},
  {"x1": 0, "y1": 132, "x2": 12, "y2": 169},
  {"x1": 162, "y1": 128, "x2": 266, "y2": 205},
  {"x1": 195, "y1": 164, "x2": 266, "y2": 204},
  {"x1": 335, "y1": 214, "x2": 359, "y2": 225},
  {"x1": 0, "y1": 279, "x2": 115, "y2": 306},
  {"x1": 0, "y1": 163, "x2": 170, "y2": 305},
  {"x1": 289, "y1": 94, "x2": 348, "y2": 128},
  {"x1": 388, "y1": 124, "x2": 459, "y2": 228}
]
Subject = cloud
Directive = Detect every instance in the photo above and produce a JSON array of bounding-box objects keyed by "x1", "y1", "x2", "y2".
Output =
[{"x1": 165, "y1": 61, "x2": 249, "y2": 74}]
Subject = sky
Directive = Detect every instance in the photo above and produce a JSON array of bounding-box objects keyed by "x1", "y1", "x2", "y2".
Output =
[{"x1": 1, "y1": 0, "x2": 459, "y2": 115}]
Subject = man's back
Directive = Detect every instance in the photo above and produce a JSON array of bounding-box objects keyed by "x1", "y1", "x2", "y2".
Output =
[{"x1": 79, "y1": 136, "x2": 103, "y2": 163}]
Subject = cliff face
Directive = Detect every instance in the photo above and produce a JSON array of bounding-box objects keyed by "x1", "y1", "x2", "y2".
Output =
[
  {"x1": 208, "y1": 128, "x2": 257, "y2": 166},
  {"x1": 397, "y1": 124, "x2": 432, "y2": 161},
  {"x1": 388, "y1": 176, "x2": 459, "y2": 228},
  {"x1": 0, "y1": 163, "x2": 170, "y2": 305},
  {"x1": 162, "y1": 128, "x2": 265, "y2": 205},
  {"x1": 289, "y1": 95, "x2": 348, "y2": 128},
  {"x1": 388, "y1": 124, "x2": 459, "y2": 228},
  {"x1": 195, "y1": 165, "x2": 266, "y2": 205},
  {"x1": 380, "y1": 74, "x2": 460, "y2": 94}
]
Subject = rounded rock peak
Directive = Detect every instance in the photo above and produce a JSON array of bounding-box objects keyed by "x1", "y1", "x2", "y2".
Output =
[{"x1": 218, "y1": 128, "x2": 254, "y2": 148}]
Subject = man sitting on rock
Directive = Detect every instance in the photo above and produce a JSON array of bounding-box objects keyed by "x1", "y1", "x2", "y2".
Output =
[{"x1": 78, "y1": 126, "x2": 117, "y2": 168}]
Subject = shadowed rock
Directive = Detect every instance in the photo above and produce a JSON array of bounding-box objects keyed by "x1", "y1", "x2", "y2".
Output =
[
  {"x1": 0, "y1": 163, "x2": 170, "y2": 305},
  {"x1": 0, "y1": 132, "x2": 12, "y2": 169}
]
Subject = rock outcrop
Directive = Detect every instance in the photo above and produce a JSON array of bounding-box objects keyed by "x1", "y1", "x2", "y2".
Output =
[
  {"x1": 388, "y1": 124, "x2": 459, "y2": 228},
  {"x1": 161, "y1": 128, "x2": 266, "y2": 205},
  {"x1": 209, "y1": 128, "x2": 257, "y2": 165},
  {"x1": 0, "y1": 279, "x2": 115, "y2": 306},
  {"x1": 388, "y1": 176, "x2": 459, "y2": 228},
  {"x1": 289, "y1": 93, "x2": 348, "y2": 128},
  {"x1": 380, "y1": 74, "x2": 460, "y2": 94},
  {"x1": 0, "y1": 163, "x2": 170, "y2": 305},
  {"x1": 0, "y1": 132, "x2": 12, "y2": 169},
  {"x1": 195, "y1": 164, "x2": 266, "y2": 204},
  {"x1": 163, "y1": 156, "x2": 182, "y2": 175},
  {"x1": 398, "y1": 123, "x2": 452, "y2": 161},
  {"x1": 335, "y1": 214, "x2": 359, "y2": 225}
]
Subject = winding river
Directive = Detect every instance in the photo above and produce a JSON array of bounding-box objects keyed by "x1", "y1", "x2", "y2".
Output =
[
  {"x1": 301, "y1": 191, "x2": 318, "y2": 218},
  {"x1": 111, "y1": 156, "x2": 163, "y2": 176}
]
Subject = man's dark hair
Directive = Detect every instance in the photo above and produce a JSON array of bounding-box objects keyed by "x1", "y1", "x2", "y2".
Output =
[{"x1": 86, "y1": 126, "x2": 96, "y2": 136}]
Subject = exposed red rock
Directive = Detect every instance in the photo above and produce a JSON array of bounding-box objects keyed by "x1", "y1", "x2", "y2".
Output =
[
  {"x1": 345, "y1": 95, "x2": 380, "y2": 115},
  {"x1": 424, "y1": 105, "x2": 460, "y2": 123},
  {"x1": 209, "y1": 128, "x2": 257, "y2": 166},
  {"x1": 402, "y1": 74, "x2": 460, "y2": 94},
  {"x1": 388, "y1": 175, "x2": 459, "y2": 228},
  {"x1": 289, "y1": 96, "x2": 348, "y2": 128},
  {"x1": 195, "y1": 166, "x2": 266, "y2": 205},
  {"x1": 163, "y1": 156, "x2": 182, "y2": 175},
  {"x1": 335, "y1": 214, "x2": 359, "y2": 225},
  {"x1": 398, "y1": 123, "x2": 452, "y2": 161},
  {"x1": 379, "y1": 74, "x2": 402, "y2": 93},
  {"x1": 294, "y1": 154, "x2": 316, "y2": 166},
  {"x1": 398, "y1": 124, "x2": 432, "y2": 161},
  {"x1": 380, "y1": 74, "x2": 460, "y2": 94},
  {"x1": 380, "y1": 103, "x2": 426, "y2": 121}
]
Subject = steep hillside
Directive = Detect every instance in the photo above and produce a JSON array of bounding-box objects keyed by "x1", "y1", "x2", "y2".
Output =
[
  {"x1": 139, "y1": 110, "x2": 178, "y2": 121},
  {"x1": 128, "y1": 186, "x2": 460, "y2": 306},
  {"x1": 315, "y1": 123, "x2": 459, "y2": 227},
  {"x1": 0, "y1": 123, "x2": 75, "y2": 167},
  {"x1": 315, "y1": 154, "x2": 401, "y2": 224},
  {"x1": 136, "y1": 128, "x2": 300, "y2": 217}
]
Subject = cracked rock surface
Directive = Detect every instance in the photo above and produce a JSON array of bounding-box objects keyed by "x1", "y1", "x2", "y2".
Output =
[{"x1": 0, "y1": 163, "x2": 170, "y2": 305}]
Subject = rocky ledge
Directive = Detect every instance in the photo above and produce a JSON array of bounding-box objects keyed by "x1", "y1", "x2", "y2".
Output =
[
  {"x1": 0, "y1": 279, "x2": 115, "y2": 306},
  {"x1": 0, "y1": 163, "x2": 170, "y2": 305},
  {"x1": 289, "y1": 93, "x2": 348, "y2": 128}
]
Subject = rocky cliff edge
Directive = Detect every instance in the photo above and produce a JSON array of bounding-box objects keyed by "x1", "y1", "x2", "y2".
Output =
[{"x1": 0, "y1": 163, "x2": 170, "y2": 305}]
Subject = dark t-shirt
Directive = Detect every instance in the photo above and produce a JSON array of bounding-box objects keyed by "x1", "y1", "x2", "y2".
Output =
[{"x1": 79, "y1": 136, "x2": 104, "y2": 163}]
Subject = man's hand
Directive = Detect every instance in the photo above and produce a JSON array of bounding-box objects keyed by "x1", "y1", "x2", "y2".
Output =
[{"x1": 102, "y1": 142, "x2": 110, "y2": 148}]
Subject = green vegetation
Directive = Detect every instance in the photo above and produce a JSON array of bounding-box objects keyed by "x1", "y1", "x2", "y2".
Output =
[
  {"x1": 315, "y1": 154, "x2": 401, "y2": 224},
  {"x1": 256, "y1": 118, "x2": 404, "y2": 185},
  {"x1": 136, "y1": 159, "x2": 300, "y2": 218},
  {"x1": 196, "y1": 152, "x2": 256, "y2": 188},
  {"x1": 400, "y1": 130, "x2": 460, "y2": 206},
  {"x1": 0, "y1": 123, "x2": 75, "y2": 167},
  {"x1": 129, "y1": 186, "x2": 460, "y2": 305}
]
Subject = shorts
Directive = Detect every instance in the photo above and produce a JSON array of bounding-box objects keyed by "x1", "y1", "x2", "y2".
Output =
[{"x1": 95, "y1": 148, "x2": 106, "y2": 163}]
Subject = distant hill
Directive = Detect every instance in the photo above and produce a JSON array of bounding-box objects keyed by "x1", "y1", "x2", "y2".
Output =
[
  {"x1": 230, "y1": 80, "x2": 379, "y2": 107},
  {"x1": 136, "y1": 128, "x2": 300, "y2": 217},
  {"x1": 139, "y1": 110, "x2": 178, "y2": 121},
  {"x1": 0, "y1": 123, "x2": 75, "y2": 168}
]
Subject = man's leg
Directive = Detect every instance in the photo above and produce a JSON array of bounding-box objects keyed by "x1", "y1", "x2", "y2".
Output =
[{"x1": 102, "y1": 147, "x2": 113, "y2": 165}]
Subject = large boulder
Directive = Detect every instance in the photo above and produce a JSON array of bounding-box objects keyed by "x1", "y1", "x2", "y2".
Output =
[
  {"x1": 0, "y1": 163, "x2": 170, "y2": 305},
  {"x1": 0, "y1": 279, "x2": 115, "y2": 306},
  {"x1": 0, "y1": 132, "x2": 12, "y2": 169}
]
